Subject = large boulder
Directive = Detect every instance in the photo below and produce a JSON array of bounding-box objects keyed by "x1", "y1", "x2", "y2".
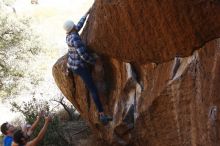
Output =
[
  {"x1": 53, "y1": 0, "x2": 220, "y2": 145},
  {"x1": 84, "y1": 0, "x2": 220, "y2": 63}
]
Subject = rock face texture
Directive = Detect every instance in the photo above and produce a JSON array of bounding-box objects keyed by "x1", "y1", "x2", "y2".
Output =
[
  {"x1": 53, "y1": 0, "x2": 220, "y2": 146},
  {"x1": 85, "y1": 0, "x2": 220, "y2": 63}
]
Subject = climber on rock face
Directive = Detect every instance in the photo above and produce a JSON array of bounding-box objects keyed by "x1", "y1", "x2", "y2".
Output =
[{"x1": 63, "y1": 8, "x2": 112, "y2": 125}]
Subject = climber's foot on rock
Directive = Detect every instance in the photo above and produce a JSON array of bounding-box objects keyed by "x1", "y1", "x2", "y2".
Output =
[{"x1": 99, "y1": 114, "x2": 113, "y2": 125}]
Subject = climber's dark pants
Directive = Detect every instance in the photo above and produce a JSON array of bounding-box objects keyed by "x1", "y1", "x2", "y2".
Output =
[{"x1": 72, "y1": 66, "x2": 104, "y2": 112}]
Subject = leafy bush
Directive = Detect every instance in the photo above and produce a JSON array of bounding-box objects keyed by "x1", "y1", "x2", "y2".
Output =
[{"x1": 0, "y1": 134, "x2": 3, "y2": 142}]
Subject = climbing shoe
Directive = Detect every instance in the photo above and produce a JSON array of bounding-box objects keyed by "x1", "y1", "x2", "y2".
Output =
[{"x1": 99, "y1": 115, "x2": 113, "y2": 125}]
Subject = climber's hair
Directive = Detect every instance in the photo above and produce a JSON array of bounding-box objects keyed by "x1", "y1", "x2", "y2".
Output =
[{"x1": 13, "y1": 130, "x2": 26, "y2": 145}]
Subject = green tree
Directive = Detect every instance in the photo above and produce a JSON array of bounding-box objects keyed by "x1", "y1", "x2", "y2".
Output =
[{"x1": 0, "y1": 0, "x2": 43, "y2": 99}]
